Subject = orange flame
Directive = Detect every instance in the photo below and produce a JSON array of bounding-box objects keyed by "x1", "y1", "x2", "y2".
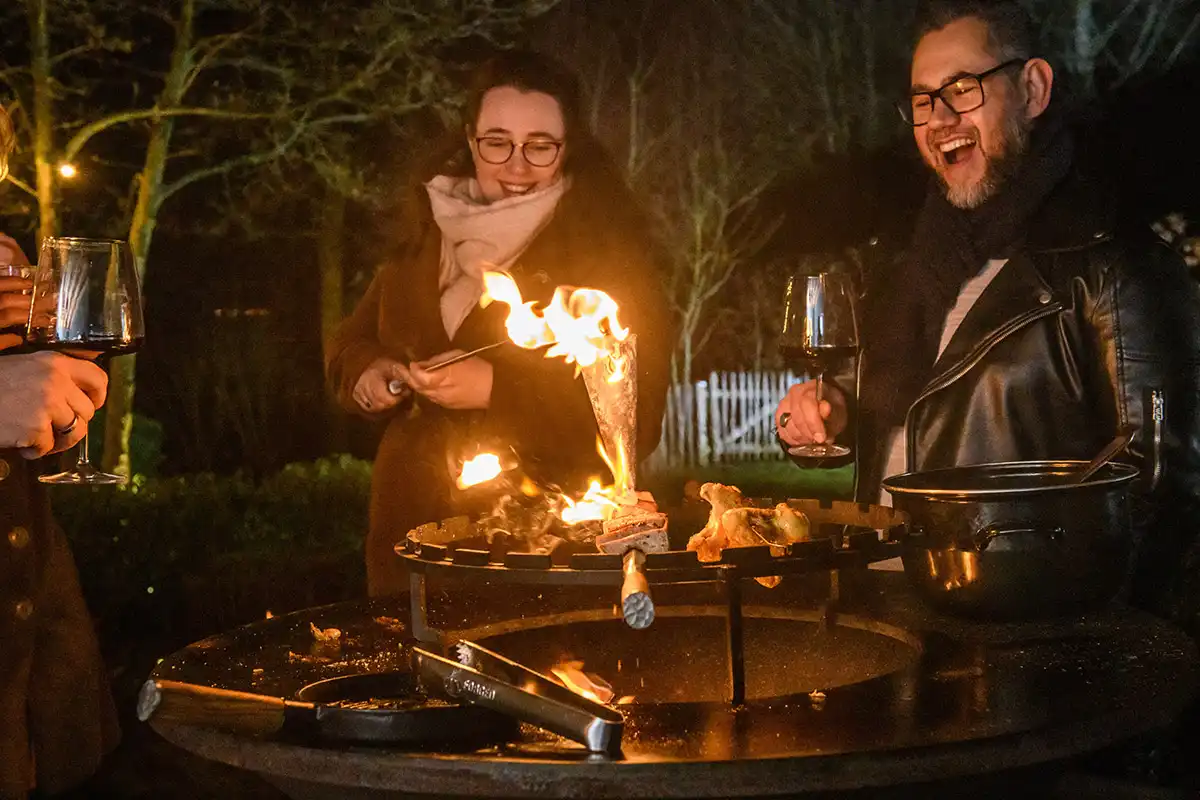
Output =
[
  {"x1": 456, "y1": 452, "x2": 504, "y2": 489},
  {"x1": 554, "y1": 437, "x2": 634, "y2": 525},
  {"x1": 482, "y1": 271, "x2": 628, "y2": 374},
  {"x1": 550, "y1": 660, "x2": 614, "y2": 704}
]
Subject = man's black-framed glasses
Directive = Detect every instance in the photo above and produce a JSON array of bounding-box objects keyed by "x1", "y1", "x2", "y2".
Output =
[
  {"x1": 474, "y1": 136, "x2": 564, "y2": 167},
  {"x1": 898, "y1": 59, "x2": 1026, "y2": 126}
]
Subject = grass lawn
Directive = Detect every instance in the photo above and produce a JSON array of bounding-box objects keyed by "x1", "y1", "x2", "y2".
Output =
[{"x1": 644, "y1": 459, "x2": 855, "y2": 504}]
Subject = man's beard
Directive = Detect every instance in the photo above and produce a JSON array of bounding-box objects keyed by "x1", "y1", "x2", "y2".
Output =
[{"x1": 938, "y1": 113, "x2": 1033, "y2": 210}]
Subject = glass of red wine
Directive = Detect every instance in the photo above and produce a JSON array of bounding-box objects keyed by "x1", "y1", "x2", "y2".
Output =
[
  {"x1": 779, "y1": 271, "x2": 858, "y2": 459},
  {"x1": 26, "y1": 237, "x2": 144, "y2": 485}
]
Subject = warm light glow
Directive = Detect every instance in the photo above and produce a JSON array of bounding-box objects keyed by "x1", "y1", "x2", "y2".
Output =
[
  {"x1": 558, "y1": 479, "x2": 620, "y2": 524},
  {"x1": 456, "y1": 452, "x2": 504, "y2": 489},
  {"x1": 482, "y1": 270, "x2": 628, "y2": 373},
  {"x1": 57, "y1": 163, "x2": 77, "y2": 179},
  {"x1": 553, "y1": 438, "x2": 633, "y2": 525},
  {"x1": 550, "y1": 660, "x2": 614, "y2": 704}
]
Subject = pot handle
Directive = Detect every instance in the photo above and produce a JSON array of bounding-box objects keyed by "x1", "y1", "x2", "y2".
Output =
[{"x1": 971, "y1": 523, "x2": 1066, "y2": 552}]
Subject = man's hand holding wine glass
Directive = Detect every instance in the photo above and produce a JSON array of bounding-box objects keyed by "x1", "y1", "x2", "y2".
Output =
[
  {"x1": 775, "y1": 269, "x2": 859, "y2": 461},
  {"x1": 776, "y1": 380, "x2": 849, "y2": 456},
  {"x1": 0, "y1": 351, "x2": 107, "y2": 459}
]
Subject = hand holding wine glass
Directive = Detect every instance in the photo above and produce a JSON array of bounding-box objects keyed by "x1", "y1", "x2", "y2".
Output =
[
  {"x1": 25, "y1": 237, "x2": 144, "y2": 485},
  {"x1": 777, "y1": 271, "x2": 859, "y2": 459}
]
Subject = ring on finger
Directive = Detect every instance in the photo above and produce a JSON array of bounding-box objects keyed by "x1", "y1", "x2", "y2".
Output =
[
  {"x1": 54, "y1": 414, "x2": 80, "y2": 436},
  {"x1": 778, "y1": 412, "x2": 791, "y2": 428}
]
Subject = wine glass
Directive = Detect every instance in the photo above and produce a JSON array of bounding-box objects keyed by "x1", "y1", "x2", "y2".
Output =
[
  {"x1": 779, "y1": 270, "x2": 859, "y2": 459},
  {"x1": 26, "y1": 237, "x2": 145, "y2": 485}
]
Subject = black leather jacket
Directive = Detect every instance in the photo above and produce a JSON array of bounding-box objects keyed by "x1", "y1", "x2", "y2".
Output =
[{"x1": 856, "y1": 170, "x2": 1200, "y2": 613}]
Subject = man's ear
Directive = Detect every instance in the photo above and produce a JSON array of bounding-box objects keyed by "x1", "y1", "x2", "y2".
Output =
[{"x1": 1021, "y1": 57, "x2": 1054, "y2": 119}]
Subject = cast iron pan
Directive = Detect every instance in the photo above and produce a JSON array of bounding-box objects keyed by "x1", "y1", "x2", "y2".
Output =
[{"x1": 138, "y1": 670, "x2": 519, "y2": 749}]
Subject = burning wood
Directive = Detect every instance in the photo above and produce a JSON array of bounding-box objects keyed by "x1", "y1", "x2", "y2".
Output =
[
  {"x1": 686, "y1": 483, "x2": 811, "y2": 588},
  {"x1": 456, "y1": 452, "x2": 505, "y2": 489},
  {"x1": 550, "y1": 660, "x2": 615, "y2": 705}
]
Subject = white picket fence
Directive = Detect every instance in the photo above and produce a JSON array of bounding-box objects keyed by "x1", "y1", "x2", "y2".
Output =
[{"x1": 645, "y1": 371, "x2": 800, "y2": 470}]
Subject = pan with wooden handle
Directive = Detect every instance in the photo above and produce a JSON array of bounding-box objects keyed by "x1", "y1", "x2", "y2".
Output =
[{"x1": 137, "y1": 670, "x2": 518, "y2": 748}]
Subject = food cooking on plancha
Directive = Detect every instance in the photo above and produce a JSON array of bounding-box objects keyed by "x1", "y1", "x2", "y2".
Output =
[{"x1": 685, "y1": 482, "x2": 811, "y2": 587}]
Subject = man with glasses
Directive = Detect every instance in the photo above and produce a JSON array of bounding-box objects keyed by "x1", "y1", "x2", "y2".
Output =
[
  {"x1": 1, "y1": 104, "x2": 118, "y2": 799},
  {"x1": 775, "y1": 0, "x2": 1200, "y2": 625}
]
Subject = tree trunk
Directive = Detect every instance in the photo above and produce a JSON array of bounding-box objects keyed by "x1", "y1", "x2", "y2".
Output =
[
  {"x1": 318, "y1": 186, "x2": 347, "y2": 452},
  {"x1": 27, "y1": 0, "x2": 56, "y2": 241},
  {"x1": 1074, "y1": 0, "x2": 1097, "y2": 96},
  {"x1": 101, "y1": 0, "x2": 195, "y2": 475}
]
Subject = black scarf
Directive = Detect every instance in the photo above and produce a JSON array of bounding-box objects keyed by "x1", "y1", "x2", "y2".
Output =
[{"x1": 860, "y1": 114, "x2": 1074, "y2": 432}]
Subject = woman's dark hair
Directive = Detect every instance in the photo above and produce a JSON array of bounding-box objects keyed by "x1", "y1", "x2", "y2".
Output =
[
  {"x1": 390, "y1": 49, "x2": 623, "y2": 250},
  {"x1": 913, "y1": 0, "x2": 1036, "y2": 62}
]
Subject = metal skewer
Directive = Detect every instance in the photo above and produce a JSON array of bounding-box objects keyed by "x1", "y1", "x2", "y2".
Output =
[{"x1": 387, "y1": 340, "x2": 510, "y2": 395}]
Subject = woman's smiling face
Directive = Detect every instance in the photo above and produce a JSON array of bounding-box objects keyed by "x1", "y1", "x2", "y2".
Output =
[{"x1": 469, "y1": 86, "x2": 567, "y2": 203}]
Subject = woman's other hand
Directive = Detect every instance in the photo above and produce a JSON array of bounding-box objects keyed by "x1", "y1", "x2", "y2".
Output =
[
  {"x1": 1, "y1": 235, "x2": 33, "y2": 351},
  {"x1": 407, "y1": 351, "x2": 493, "y2": 410},
  {"x1": 775, "y1": 380, "x2": 848, "y2": 453},
  {"x1": 352, "y1": 357, "x2": 412, "y2": 414}
]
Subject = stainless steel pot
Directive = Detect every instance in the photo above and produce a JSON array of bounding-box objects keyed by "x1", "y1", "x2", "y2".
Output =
[{"x1": 882, "y1": 460, "x2": 1139, "y2": 620}]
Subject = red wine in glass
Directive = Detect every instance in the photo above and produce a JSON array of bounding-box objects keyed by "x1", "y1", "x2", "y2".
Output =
[
  {"x1": 25, "y1": 237, "x2": 145, "y2": 485},
  {"x1": 779, "y1": 272, "x2": 859, "y2": 460}
]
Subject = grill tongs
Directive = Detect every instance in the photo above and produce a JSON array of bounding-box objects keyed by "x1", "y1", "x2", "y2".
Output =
[{"x1": 410, "y1": 640, "x2": 624, "y2": 756}]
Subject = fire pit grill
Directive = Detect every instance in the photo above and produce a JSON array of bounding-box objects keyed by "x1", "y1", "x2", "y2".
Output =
[{"x1": 398, "y1": 498, "x2": 906, "y2": 705}]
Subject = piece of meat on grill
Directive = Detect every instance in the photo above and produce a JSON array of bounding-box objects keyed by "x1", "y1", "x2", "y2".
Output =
[
  {"x1": 686, "y1": 484, "x2": 812, "y2": 588},
  {"x1": 685, "y1": 482, "x2": 749, "y2": 562},
  {"x1": 720, "y1": 507, "x2": 783, "y2": 588}
]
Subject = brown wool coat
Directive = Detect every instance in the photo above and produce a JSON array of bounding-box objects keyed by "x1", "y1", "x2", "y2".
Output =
[
  {"x1": 0, "y1": 452, "x2": 119, "y2": 798},
  {"x1": 327, "y1": 179, "x2": 673, "y2": 597}
]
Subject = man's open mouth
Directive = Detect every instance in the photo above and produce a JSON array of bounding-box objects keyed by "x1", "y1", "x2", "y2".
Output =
[{"x1": 938, "y1": 136, "x2": 977, "y2": 166}]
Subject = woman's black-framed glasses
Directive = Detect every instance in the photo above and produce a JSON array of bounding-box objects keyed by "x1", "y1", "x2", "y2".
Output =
[
  {"x1": 898, "y1": 58, "x2": 1026, "y2": 126},
  {"x1": 474, "y1": 136, "x2": 563, "y2": 167}
]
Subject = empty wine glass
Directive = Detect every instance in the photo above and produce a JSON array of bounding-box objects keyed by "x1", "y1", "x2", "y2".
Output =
[
  {"x1": 26, "y1": 237, "x2": 144, "y2": 485},
  {"x1": 779, "y1": 270, "x2": 859, "y2": 459}
]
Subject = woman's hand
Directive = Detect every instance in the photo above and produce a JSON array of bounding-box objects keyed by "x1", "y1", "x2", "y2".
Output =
[
  {"x1": 775, "y1": 380, "x2": 848, "y2": 454},
  {"x1": 0, "y1": 352, "x2": 107, "y2": 458},
  {"x1": 1, "y1": 235, "x2": 33, "y2": 351},
  {"x1": 406, "y1": 350, "x2": 493, "y2": 410},
  {"x1": 352, "y1": 357, "x2": 412, "y2": 414}
]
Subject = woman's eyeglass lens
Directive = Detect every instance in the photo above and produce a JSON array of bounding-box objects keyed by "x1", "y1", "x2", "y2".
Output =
[{"x1": 475, "y1": 137, "x2": 563, "y2": 167}]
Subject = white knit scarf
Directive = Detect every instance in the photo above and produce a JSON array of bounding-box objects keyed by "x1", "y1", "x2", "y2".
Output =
[{"x1": 425, "y1": 174, "x2": 568, "y2": 339}]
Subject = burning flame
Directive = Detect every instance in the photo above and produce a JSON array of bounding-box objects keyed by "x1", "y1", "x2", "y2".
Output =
[
  {"x1": 550, "y1": 660, "x2": 615, "y2": 704},
  {"x1": 483, "y1": 271, "x2": 628, "y2": 380},
  {"x1": 456, "y1": 452, "x2": 504, "y2": 489},
  {"x1": 559, "y1": 479, "x2": 620, "y2": 525},
  {"x1": 553, "y1": 438, "x2": 634, "y2": 525},
  {"x1": 480, "y1": 270, "x2": 635, "y2": 522}
]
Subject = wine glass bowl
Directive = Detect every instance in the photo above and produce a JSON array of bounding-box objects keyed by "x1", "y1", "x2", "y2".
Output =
[
  {"x1": 26, "y1": 237, "x2": 144, "y2": 485},
  {"x1": 779, "y1": 270, "x2": 859, "y2": 459}
]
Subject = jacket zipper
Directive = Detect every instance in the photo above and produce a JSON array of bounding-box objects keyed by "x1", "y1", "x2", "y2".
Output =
[
  {"x1": 904, "y1": 302, "x2": 1065, "y2": 468},
  {"x1": 1148, "y1": 388, "x2": 1164, "y2": 492}
]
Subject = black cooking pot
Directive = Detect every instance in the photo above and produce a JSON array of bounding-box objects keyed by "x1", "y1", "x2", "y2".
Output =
[{"x1": 882, "y1": 460, "x2": 1139, "y2": 620}]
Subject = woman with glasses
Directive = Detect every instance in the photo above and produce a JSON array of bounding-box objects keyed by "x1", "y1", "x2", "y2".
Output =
[{"x1": 327, "y1": 50, "x2": 672, "y2": 597}]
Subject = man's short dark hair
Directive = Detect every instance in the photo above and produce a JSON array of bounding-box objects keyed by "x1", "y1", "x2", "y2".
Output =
[{"x1": 913, "y1": 0, "x2": 1036, "y2": 62}]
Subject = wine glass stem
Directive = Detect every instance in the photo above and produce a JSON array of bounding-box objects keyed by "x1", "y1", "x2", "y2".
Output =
[{"x1": 75, "y1": 426, "x2": 92, "y2": 470}]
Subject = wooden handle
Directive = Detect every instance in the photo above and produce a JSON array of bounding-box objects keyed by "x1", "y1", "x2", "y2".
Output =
[
  {"x1": 620, "y1": 549, "x2": 655, "y2": 629},
  {"x1": 138, "y1": 679, "x2": 291, "y2": 736}
]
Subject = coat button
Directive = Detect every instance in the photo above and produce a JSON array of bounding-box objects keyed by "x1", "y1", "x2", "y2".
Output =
[
  {"x1": 1038, "y1": 291, "x2": 1052, "y2": 304},
  {"x1": 14, "y1": 599, "x2": 33, "y2": 621},
  {"x1": 0, "y1": 458, "x2": 9, "y2": 481},
  {"x1": 7, "y1": 526, "x2": 29, "y2": 549}
]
